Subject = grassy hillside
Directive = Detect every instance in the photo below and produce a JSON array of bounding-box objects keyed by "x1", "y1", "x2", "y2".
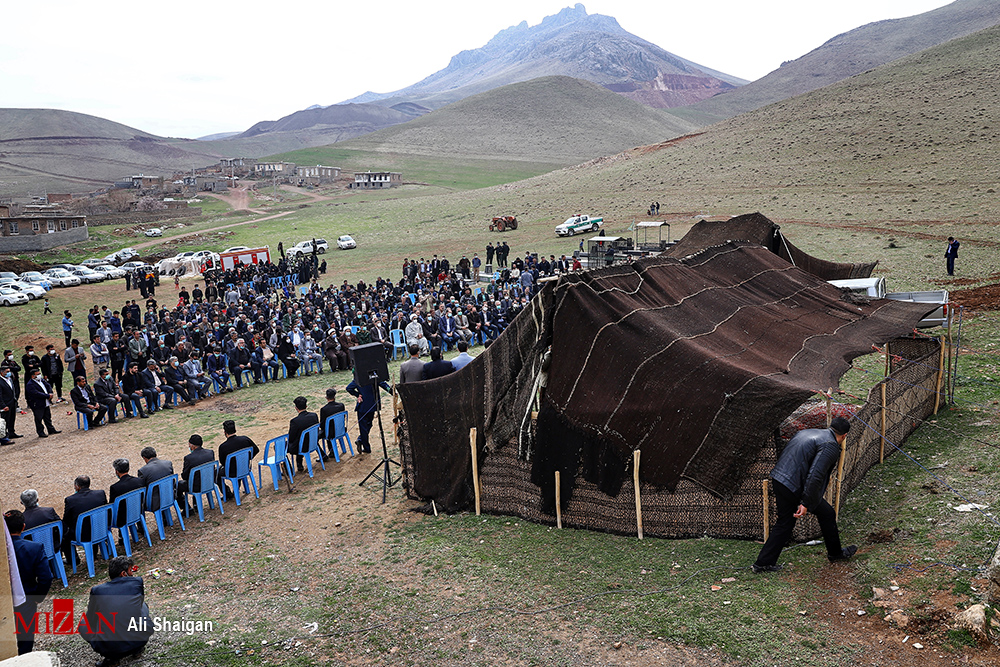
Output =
[
  {"x1": 328, "y1": 76, "x2": 697, "y2": 163},
  {"x1": 680, "y1": 0, "x2": 1000, "y2": 125}
]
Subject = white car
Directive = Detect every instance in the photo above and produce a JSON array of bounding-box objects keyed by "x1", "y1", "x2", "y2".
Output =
[
  {"x1": 0, "y1": 287, "x2": 29, "y2": 306},
  {"x1": 104, "y1": 248, "x2": 139, "y2": 265},
  {"x1": 336, "y1": 235, "x2": 357, "y2": 250},
  {"x1": 80, "y1": 258, "x2": 109, "y2": 268},
  {"x1": 1, "y1": 281, "x2": 46, "y2": 300},
  {"x1": 92, "y1": 264, "x2": 126, "y2": 279},
  {"x1": 173, "y1": 251, "x2": 197, "y2": 260},
  {"x1": 144, "y1": 228, "x2": 163, "y2": 237},
  {"x1": 68, "y1": 266, "x2": 105, "y2": 283},
  {"x1": 287, "y1": 238, "x2": 329, "y2": 256},
  {"x1": 42, "y1": 269, "x2": 82, "y2": 287},
  {"x1": 222, "y1": 246, "x2": 250, "y2": 254},
  {"x1": 120, "y1": 261, "x2": 147, "y2": 271},
  {"x1": 556, "y1": 214, "x2": 604, "y2": 236},
  {"x1": 19, "y1": 273, "x2": 52, "y2": 290}
]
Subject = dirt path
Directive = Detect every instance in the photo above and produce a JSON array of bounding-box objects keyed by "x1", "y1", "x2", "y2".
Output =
[
  {"x1": 278, "y1": 184, "x2": 334, "y2": 203},
  {"x1": 205, "y1": 185, "x2": 255, "y2": 213},
  {"x1": 131, "y1": 209, "x2": 294, "y2": 250}
]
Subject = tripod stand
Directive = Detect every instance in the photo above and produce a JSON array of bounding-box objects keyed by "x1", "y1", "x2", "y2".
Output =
[{"x1": 359, "y1": 372, "x2": 400, "y2": 503}]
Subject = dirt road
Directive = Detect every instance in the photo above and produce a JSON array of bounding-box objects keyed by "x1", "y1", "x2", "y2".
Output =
[{"x1": 131, "y1": 209, "x2": 293, "y2": 250}]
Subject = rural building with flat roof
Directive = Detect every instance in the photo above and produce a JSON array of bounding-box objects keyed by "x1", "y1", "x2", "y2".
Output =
[{"x1": 350, "y1": 171, "x2": 401, "y2": 189}]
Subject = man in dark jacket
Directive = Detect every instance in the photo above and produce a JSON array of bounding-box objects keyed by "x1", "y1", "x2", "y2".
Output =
[
  {"x1": 71, "y1": 374, "x2": 108, "y2": 427},
  {"x1": 319, "y1": 387, "x2": 347, "y2": 456},
  {"x1": 40, "y1": 344, "x2": 65, "y2": 401},
  {"x1": 140, "y1": 361, "x2": 175, "y2": 411},
  {"x1": 5, "y1": 509, "x2": 53, "y2": 654},
  {"x1": 345, "y1": 377, "x2": 390, "y2": 455},
  {"x1": 287, "y1": 396, "x2": 319, "y2": 472},
  {"x1": 177, "y1": 434, "x2": 214, "y2": 507},
  {"x1": 20, "y1": 488, "x2": 60, "y2": 529},
  {"x1": 422, "y1": 347, "x2": 455, "y2": 381},
  {"x1": 62, "y1": 475, "x2": 108, "y2": 563},
  {"x1": 217, "y1": 419, "x2": 259, "y2": 499},
  {"x1": 109, "y1": 458, "x2": 144, "y2": 529},
  {"x1": 25, "y1": 367, "x2": 59, "y2": 437},
  {"x1": 78, "y1": 556, "x2": 154, "y2": 665},
  {"x1": 753, "y1": 417, "x2": 857, "y2": 572}
]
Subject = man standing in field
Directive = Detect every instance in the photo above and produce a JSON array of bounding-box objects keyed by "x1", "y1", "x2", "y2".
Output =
[{"x1": 945, "y1": 236, "x2": 960, "y2": 276}]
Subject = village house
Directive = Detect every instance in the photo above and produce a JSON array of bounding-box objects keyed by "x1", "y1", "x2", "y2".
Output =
[
  {"x1": 252, "y1": 161, "x2": 296, "y2": 179},
  {"x1": 220, "y1": 157, "x2": 256, "y2": 177},
  {"x1": 0, "y1": 202, "x2": 89, "y2": 251},
  {"x1": 295, "y1": 165, "x2": 341, "y2": 186},
  {"x1": 350, "y1": 171, "x2": 402, "y2": 189}
]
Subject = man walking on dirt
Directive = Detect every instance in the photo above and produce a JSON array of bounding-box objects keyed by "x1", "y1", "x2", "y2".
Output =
[{"x1": 753, "y1": 417, "x2": 857, "y2": 573}]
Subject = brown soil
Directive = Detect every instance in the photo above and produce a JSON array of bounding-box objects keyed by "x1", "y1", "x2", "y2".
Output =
[
  {"x1": 949, "y1": 283, "x2": 1000, "y2": 312},
  {"x1": 0, "y1": 257, "x2": 46, "y2": 273}
]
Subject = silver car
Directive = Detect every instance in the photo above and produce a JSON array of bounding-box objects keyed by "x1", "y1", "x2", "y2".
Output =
[{"x1": 0, "y1": 287, "x2": 29, "y2": 306}]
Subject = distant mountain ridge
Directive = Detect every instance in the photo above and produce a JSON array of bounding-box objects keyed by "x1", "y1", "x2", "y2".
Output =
[
  {"x1": 340, "y1": 3, "x2": 745, "y2": 112},
  {"x1": 679, "y1": 0, "x2": 1000, "y2": 124}
]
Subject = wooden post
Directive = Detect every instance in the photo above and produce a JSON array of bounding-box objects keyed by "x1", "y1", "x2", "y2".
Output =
[
  {"x1": 555, "y1": 470, "x2": 562, "y2": 529},
  {"x1": 762, "y1": 479, "x2": 770, "y2": 542},
  {"x1": 431, "y1": 499, "x2": 438, "y2": 517},
  {"x1": 825, "y1": 387, "x2": 833, "y2": 427},
  {"x1": 946, "y1": 306, "x2": 954, "y2": 404},
  {"x1": 884, "y1": 341, "x2": 891, "y2": 378},
  {"x1": 880, "y1": 383, "x2": 887, "y2": 464},
  {"x1": 834, "y1": 435, "x2": 848, "y2": 520},
  {"x1": 633, "y1": 450, "x2": 643, "y2": 540},
  {"x1": 470, "y1": 428, "x2": 481, "y2": 516},
  {"x1": 934, "y1": 336, "x2": 946, "y2": 415}
]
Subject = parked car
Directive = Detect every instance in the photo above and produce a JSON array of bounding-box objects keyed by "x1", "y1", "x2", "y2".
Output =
[
  {"x1": 120, "y1": 261, "x2": 147, "y2": 271},
  {"x1": 173, "y1": 251, "x2": 197, "y2": 260},
  {"x1": 80, "y1": 258, "x2": 110, "y2": 267},
  {"x1": 336, "y1": 235, "x2": 357, "y2": 250},
  {"x1": 222, "y1": 246, "x2": 250, "y2": 254},
  {"x1": 0, "y1": 287, "x2": 29, "y2": 306},
  {"x1": 556, "y1": 214, "x2": 603, "y2": 237},
  {"x1": 42, "y1": 269, "x2": 82, "y2": 287},
  {"x1": 144, "y1": 228, "x2": 163, "y2": 237},
  {"x1": 0, "y1": 281, "x2": 46, "y2": 300},
  {"x1": 0, "y1": 272, "x2": 18, "y2": 280},
  {"x1": 104, "y1": 247, "x2": 139, "y2": 264},
  {"x1": 286, "y1": 239, "x2": 329, "y2": 256},
  {"x1": 67, "y1": 266, "x2": 105, "y2": 283},
  {"x1": 18, "y1": 273, "x2": 52, "y2": 291},
  {"x1": 91, "y1": 264, "x2": 126, "y2": 279}
]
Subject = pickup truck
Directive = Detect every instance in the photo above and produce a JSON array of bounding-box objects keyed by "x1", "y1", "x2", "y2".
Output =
[
  {"x1": 287, "y1": 239, "x2": 329, "y2": 256},
  {"x1": 828, "y1": 278, "x2": 949, "y2": 328},
  {"x1": 556, "y1": 215, "x2": 603, "y2": 237}
]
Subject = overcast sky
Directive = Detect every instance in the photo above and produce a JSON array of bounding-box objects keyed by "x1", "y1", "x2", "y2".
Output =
[{"x1": 1, "y1": 0, "x2": 953, "y2": 139}]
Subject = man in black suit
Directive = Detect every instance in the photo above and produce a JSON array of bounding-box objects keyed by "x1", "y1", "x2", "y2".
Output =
[
  {"x1": 319, "y1": 387, "x2": 346, "y2": 457},
  {"x1": 177, "y1": 434, "x2": 214, "y2": 507},
  {"x1": 217, "y1": 419, "x2": 259, "y2": 500},
  {"x1": 137, "y1": 446, "x2": 174, "y2": 511},
  {"x1": 24, "y1": 368, "x2": 60, "y2": 438},
  {"x1": 140, "y1": 360, "x2": 175, "y2": 411},
  {"x1": 109, "y1": 458, "x2": 144, "y2": 528},
  {"x1": 40, "y1": 343, "x2": 65, "y2": 402},
  {"x1": 422, "y1": 346, "x2": 456, "y2": 380},
  {"x1": 62, "y1": 475, "x2": 108, "y2": 564},
  {"x1": 1, "y1": 364, "x2": 20, "y2": 443},
  {"x1": 71, "y1": 374, "x2": 108, "y2": 428},
  {"x1": 20, "y1": 488, "x2": 60, "y2": 529},
  {"x1": 5, "y1": 510, "x2": 53, "y2": 655},
  {"x1": 78, "y1": 555, "x2": 154, "y2": 665},
  {"x1": 287, "y1": 396, "x2": 319, "y2": 473}
]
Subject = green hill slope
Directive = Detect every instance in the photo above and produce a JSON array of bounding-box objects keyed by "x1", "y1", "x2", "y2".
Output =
[
  {"x1": 677, "y1": 0, "x2": 1000, "y2": 125},
  {"x1": 303, "y1": 76, "x2": 697, "y2": 165}
]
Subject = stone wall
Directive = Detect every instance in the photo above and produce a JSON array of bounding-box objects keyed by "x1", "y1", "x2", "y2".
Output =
[
  {"x1": 86, "y1": 208, "x2": 202, "y2": 227},
  {"x1": 0, "y1": 226, "x2": 89, "y2": 251}
]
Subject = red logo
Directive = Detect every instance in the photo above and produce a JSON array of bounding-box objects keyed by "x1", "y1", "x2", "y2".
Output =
[{"x1": 14, "y1": 599, "x2": 117, "y2": 636}]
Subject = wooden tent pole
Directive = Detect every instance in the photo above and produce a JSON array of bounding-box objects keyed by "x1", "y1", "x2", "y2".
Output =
[
  {"x1": 825, "y1": 387, "x2": 833, "y2": 427},
  {"x1": 884, "y1": 341, "x2": 891, "y2": 378},
  {"x1": 946, "y1": 306, "x2": 954, "y2": 404},
  {"x1": 834, "y1": 434, "x2": 848, "y2": 521},
  {"x1": 470, "y1": 427, "x2": 481, "y2": 516},
  {"x1": 633, "y1": 450, "x2": 643, "y2": 540},
  {"x1": 555, "y1": 470, "x2": 562, "y2": 529},
  {"x1": 762, "y1": 479, "x2": 770, "y2": 542},
  {"x1": 934, "y1": 336, "x2": 946, "y2": 415}
]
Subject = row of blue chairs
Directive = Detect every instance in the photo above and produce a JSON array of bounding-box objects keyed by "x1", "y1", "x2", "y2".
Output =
[
  {"x1": 21, "y1": 447, "x2": 261, "y2": 583},
  {"x1": 258, "y1": 412, "x2": 354, "y2": 490}
]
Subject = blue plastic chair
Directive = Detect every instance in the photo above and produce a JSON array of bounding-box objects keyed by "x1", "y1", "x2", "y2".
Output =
[
  {"x1": 258, "y1": 435, "x2": 294, "y2": 491},
  {"x1": 325, "y1": 411, "x2": 354, "y2": 461},
  {"x1": 390, "y1": 329, "x2": 407, "y2": 360},
  {"x1": 69, "y1": 504, "x2": 117, "y2": 578},
  {"x1": 184, "y1": 461, "x2": 224, "y2": 522},
  {"x1": 221, "y1": 447, "x2": 260, "y2": 506},
  {"x1": 350, "y1": 326, "x2": 360, "y2": 335},
  {"x1": 111, "y1": 488, "x2": 152, "y2": 557},
  {"x1": 241, "y1": 367, "x2": 255, "y2": 386},
  {"x1": 22, "y1": 521, "x2": 68, "y2": 588},
  {"x1": 408, "y1": 293, "x2": 416, "y2": 305},
  {"x1": 299, "y1": 286, "x2": 308, "y2": 296},
  {"x1": 145, "y1": 475, "x2": 186, "y2": 540},
  {"x1": 76, "y1": 410, "x2": 105, "y2": 430},
  {"x1": 298, "y1": 424, "x2": 325, "y2": 477}
]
